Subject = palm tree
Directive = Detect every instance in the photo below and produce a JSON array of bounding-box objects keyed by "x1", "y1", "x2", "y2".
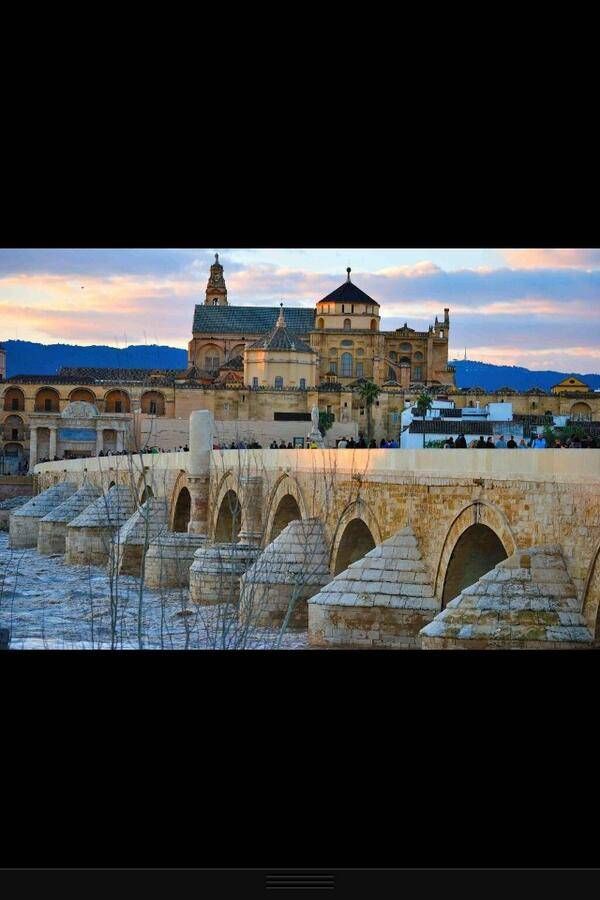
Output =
[
  {"x1": 415, "y1": 391, "x2": 433, "y2": 448},
  {"x1": 357, "y1": 379, "x2": 381, "y2": 445}
]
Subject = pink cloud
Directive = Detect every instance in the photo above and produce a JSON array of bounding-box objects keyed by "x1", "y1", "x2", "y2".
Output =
[{"x1": 502, "y1": 249, "x2": 600, "y2": 269}]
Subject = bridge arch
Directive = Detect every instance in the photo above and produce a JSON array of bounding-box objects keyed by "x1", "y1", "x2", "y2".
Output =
[
  {"x1": 434, "y1": 500, "x2": 517, "y2": 606},
  {"x1": 582, "y1": 542, "x2": 600, "y2": 643},
  {"x1": 172, "y1": 486, "x2": 192, "y2": 532},
  {"x1": 263, "y1": 473, "x2": 307, "y2": 545},
  {"x1": 211, "y1": 471, "x2": 243, "y2": 543},
  {"x1": 329, "y1": 498, "x2": 382, "y2": 575},
  {"x1": 214, "y1": 489, "x2": 242, "y2": 542}
]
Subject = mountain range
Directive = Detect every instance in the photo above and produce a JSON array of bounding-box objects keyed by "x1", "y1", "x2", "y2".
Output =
[{"x1": 1, "y1": 340, "x2": 599, "y2": 392}]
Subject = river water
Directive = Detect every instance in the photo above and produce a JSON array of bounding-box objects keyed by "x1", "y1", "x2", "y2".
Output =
[{"x1": 0, "y1": 532, "x2": 309, "y2": 650}]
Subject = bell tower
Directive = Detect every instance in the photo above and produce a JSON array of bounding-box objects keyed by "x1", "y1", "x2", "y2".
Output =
[{"x1": 204, "y1": 252, "x2": 228, "y2": 306}]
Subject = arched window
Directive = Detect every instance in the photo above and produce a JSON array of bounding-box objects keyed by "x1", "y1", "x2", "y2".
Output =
[
  {"x1": 370, "y1": 319, "x2": 377, "y2": 331},
  {"x1": 34, "y1": 387, "x2": 61, "y2": 413},
  {"x1": 317, "y1": 317, "x2": 325, "y2": 329},
  {"x1": 69, "y1": 388, "x2": 96, "y2": 404},
  {"x1": 104, "y1": 390, "x2": 131, "y2": 414},
  {"x1": 141, "y1": 391, "x2": 165, "y2": 416},
  {"x1": 3, "y1": 388, "x2": 25, "y2": 411},
  {"x1": 213, "y1": 298, "x2": 219, "y2": 306},
  {"x1": 2, "y1": 415, "x2": 24, "y2": 442},
  {"x1": 274, "y1": 376, "x2": 284, "y2": 389},
  {"x1": 204, "y1": 347, "x2": 221, "y2": 370},
  {"x1": 341, "y1": 353, "x2": 353, "y2": 377},
  {"x1": 389, "y1": 351, "x2": 397, "y2": 362},
  {"x1": 343, "y1": 319, "x2": 351, "y2": 331},
  {"x1": 299, "y1": 378, "x2": 306, "y2": 390},
  {"x1": 388, "y1": 367, "x2": 396, "y2": 382}
]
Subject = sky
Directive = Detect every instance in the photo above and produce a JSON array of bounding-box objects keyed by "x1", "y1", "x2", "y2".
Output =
[{"x1": 0, "y1": 248, "x2": 599, "y2": 373}]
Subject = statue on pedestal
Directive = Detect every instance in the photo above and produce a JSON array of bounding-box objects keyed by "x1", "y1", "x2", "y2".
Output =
[{"x1": 307, "y1": 405, "x2": 324, "y2": 448}]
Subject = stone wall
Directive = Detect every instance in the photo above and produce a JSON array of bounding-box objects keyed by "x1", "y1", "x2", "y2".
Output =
[{"x1": 0, "y1": 476, "x2": 33, "y2": 501}]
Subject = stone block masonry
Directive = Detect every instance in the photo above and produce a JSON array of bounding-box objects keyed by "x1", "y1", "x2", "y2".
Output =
[
  {"x1": 420, "y1": 546, "x2": 594, "y2": 649},
  {"x1": 308, "y1": 526, "x2": 438, "y2": 648},
  {"x1": 239, "y1": 519, "x2": 330, "y2": 629},
  {"x1": 9, "y1": 481, "x2": 77, "y2": 549}
]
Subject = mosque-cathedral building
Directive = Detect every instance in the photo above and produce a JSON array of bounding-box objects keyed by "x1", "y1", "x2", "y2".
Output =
[
  {"x1": 189, "y1": 254, "x2": 454, "y2": 389},
  {"x1": 1, "y1": 256, "x2": 598, "y2": 470}
]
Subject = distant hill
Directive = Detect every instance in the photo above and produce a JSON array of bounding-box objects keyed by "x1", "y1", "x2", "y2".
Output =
[
  {"x1": 1, "y1": 340, "x2": 599, "y2": 392},
  {"x1": 1, "y1": 341, "x2": 188, "y2": 378},
  {"x1": 450, "y1": 359, "x2": 600, "y2": 392}
]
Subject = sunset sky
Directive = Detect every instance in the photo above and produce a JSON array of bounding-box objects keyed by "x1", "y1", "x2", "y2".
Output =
[{"x1": 1, "y1": 248, "x2": 599, "y2": 373}]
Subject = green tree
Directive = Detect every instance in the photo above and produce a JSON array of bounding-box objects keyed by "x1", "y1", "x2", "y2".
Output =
[
  {"x1": 318, "y1": 411, "x2": 335, "y2": 437},
  {"x1": 357, "y1": 380, "x2": 381, "y2": 445},
  {"x1": 415, "y1": 391, "x2": 433, "y2": 448}
]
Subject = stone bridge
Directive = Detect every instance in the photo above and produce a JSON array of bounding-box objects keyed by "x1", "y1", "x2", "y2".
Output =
[{"x1": 23, "y1": 411, "x2": 600, "y2": 649}]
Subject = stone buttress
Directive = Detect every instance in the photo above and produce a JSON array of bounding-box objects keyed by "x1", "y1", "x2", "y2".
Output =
[
  {"x1": 308, "y1": 526, "x2": 438, "y2": 648},
  {"x1": 189, "y1": 473, "x2": 264, "y2": 606},
  {"x1": 64, "y1": 485, "x2": 136, "y2": 567},
  {"x1": 420, "y1": 545, "x2": 594, "y2": 650},
  {"x1": 144, "y1": 410, "x2": 213, "y2": 590},
  {"x1": 144, "y1": 532, "x2": 208, "y2": 589},
  {"x1": 9, "y1": 482, "x2": 78, "y2": 549},
  {"x1": 0, "y1": 496, "x2": 29, "y2": 532},
  {"x1": 37, "y1": 482, "x2": 101, "y2": 555},
  {"x1": 239, "y1": 519, "x2": 330, "y2": 629},
  {"x1": 117, "y1": 497, "x2": 169, "y2": 576}
]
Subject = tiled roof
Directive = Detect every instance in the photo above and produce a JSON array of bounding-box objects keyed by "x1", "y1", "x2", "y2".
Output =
[
  {"x1": 193, "y1": 305, "x2": 315, "y2": 335},
  {"x1": 7, "y1": 371, "x2": 177, "y2": 387},
  {"x1": 59, "y1": 367, "x2": 154, "y2": 379},
  {"x1": 318, "y1": 280, "x2": 379, "y2": 306},
  {"x1": 247, "y1": 313, "x2": 315, "y2": 354}
]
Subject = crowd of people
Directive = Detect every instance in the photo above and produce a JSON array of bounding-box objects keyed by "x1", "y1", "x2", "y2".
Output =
[{"x1": 441, "y1": 433, "x2": 600, "y2": 449}]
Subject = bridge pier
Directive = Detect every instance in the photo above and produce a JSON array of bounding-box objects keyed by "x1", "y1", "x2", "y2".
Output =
[
  {"x1": 239, "y1": 519, "x2": 330, "y2": 629},
  {"x1": 64, "y1": 485, "x2": 136, "y2": 567},
  {"x1": 117, "y1": 496, "x2": 169, "y2": 576},
  {"x1": 37, "y1": 482, "x2": 101, "y2": 555},
  {"x1": 420, "y1": 546, "x2": 594, "y2": 649},
  {"x1": 9, "y1": 482, "x2": 77, "y2": 549},
  {"x1": 308, "y1": 526, "x2": 438, "y2": 649}
]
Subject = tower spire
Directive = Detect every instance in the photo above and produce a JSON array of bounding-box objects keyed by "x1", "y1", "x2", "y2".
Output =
[
  {"x1": 346, "y1": 267, "x2": 352, "y2": 282},
  {"x1": 204, "y1": 252, "x2": 228, "y2": 306},
  {"x1": 276, "y1": 301, "x2": 286, "y2": 328}
]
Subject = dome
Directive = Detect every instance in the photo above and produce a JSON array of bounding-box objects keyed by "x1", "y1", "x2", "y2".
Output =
[{"x1": 61, "y1": 401, "x2": 99, "y2": 418}]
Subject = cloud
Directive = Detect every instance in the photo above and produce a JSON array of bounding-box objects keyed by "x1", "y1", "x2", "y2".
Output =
[
  {"x1": 501, "y1": 249, "x2": 600, "y2": 269},
  {"x1": 0, "y1": 251, "x2": 599, "y2": 373},
  {"x1": 375, "y1": 261, "x2": 442, "y2": 278},
  {"x1": 0, "y1": 249, "x2": 247, "y2": 279}
]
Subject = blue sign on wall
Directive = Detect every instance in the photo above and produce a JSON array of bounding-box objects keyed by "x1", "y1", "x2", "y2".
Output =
[{"x1": 58, "y1": 428, "x2": 96, "y2": 442}]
